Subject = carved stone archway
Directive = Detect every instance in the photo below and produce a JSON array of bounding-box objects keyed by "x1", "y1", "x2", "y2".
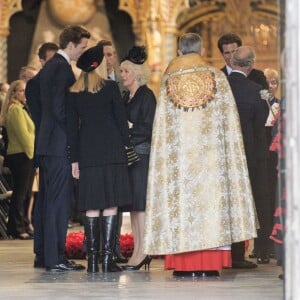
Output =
[{"x1": 177, "y1": 0, "x2": 280, "y2": 70}]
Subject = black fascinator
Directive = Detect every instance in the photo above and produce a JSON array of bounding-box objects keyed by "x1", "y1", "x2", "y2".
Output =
[
  {"x1": 122, "y1": 46, "x2": 147, "y2": 64},
  {"x1": 76, "y1": 45, "x2": 104, "y2": 73}
]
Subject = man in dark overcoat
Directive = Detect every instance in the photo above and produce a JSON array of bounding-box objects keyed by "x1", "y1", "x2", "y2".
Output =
[{"x1": 228, "y1": 46, "x2": 271, "y2": 268}]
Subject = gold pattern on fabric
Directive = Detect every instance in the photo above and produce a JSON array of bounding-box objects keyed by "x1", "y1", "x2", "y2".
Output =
[
  {"x1": 167, "y1": 70, "x2": 216, "y2": 109},
  {"x1": 144, "y1": 58, "x2": 258, "y2": 256}
]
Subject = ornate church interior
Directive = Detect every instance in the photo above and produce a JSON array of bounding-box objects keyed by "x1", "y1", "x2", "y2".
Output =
[
  {"x1": 1, "y1": 0, "x2": 282, "y2": 93},
  {"x1": 0, "y1": 0, "x2": 291, "y2": 299}
]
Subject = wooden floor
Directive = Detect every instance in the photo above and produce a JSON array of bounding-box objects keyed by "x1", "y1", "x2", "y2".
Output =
[{"x1": 0, "y1": 218, "x2": 284, "y2": 300}]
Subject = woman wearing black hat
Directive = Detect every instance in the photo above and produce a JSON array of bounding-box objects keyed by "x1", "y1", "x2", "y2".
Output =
[
  {"x1": 66, "y1": 45, "x2": 132, "y2": 273},
  {"x1": 120, "y1": 46, "x2": 156, "y2": 270}
]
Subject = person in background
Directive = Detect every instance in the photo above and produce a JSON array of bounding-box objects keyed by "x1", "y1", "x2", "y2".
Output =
[
  {"x1": 264, "y1": 68, "x2": 282, "y2": 265},
  {"x1": 144, "y1": 33, "x2": 257, "y2": 277},
  {"x1": 269, "y1": 95, "x2": 285, "y2": 280},
  {"x1": 19, "y1": 65, "x2": 39, "y2": 237},
  {"x1": 0, "y1": 82, "x2": 10, "y2": 162},
  {"x1": 67, "y1": 45, "x2": 132, "y2": 273},
  {"x1": 25, "y1": 42, "x2": 59, "y2": 268},
  {"x1": 26, "y1": 42, "x2": 59, "y2": 129},
  {"x1": 97, "y1": 39, "x2": 126, "y2": 95},
  {"x1": 218, "y1": 32, "x2": 271, "y2": 266},
  {"x1": 217, "y1": 33, "x2": 268, "y2": 89},
  {"x1": 35, "y1": 25, "x2": 90, "y2": 272},
  {"x1": 228, "y1": 46, "x2": 270, "y2": 267},
  {"x1": 19, "y1": 66, "x2": 38, "y2": 83},
  {"x1": 0, "y1": 80, "x2": 34, "y2": 240},
  {"x1": 120, "y1": 46, "x2": 156, "y2": 270},
  {"x1": 0, "y1": 82, "x2": 10, "y2": 112}
]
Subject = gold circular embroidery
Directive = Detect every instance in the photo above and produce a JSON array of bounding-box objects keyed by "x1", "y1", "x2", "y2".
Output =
[{"x1": 167, "y1": 70, "x2": 217, "y2": 110}]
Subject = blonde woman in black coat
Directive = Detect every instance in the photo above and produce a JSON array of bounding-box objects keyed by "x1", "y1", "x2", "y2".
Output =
[
  {"x1": 67, "y1": 45, "x2": 132, "y2": 273},
  {"x1": 120, "y1": 46, "x2": 156, "y2": 270}
]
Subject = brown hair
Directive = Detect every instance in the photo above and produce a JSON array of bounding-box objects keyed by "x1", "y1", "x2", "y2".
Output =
[
  {"x1": 217, "y1": 33, "x2": 242, "y2": 53},
  {"x1": 59, "y1": 25, "x2": 91, "y2": 49}
]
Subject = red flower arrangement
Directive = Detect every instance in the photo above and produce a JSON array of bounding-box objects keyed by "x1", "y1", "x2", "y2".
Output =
[
  {"x1": 65, "y1": 231, "x2": 86, "y2": 259},
  {"x1": 119, "y1": 233, "x2": 134, "y2": 258}
]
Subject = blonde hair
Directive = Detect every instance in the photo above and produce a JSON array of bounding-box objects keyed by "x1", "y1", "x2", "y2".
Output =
[
  {"x1": 0, "y1": 80, "x2": 25, "y2": 125},
  {"x1": 264, "y1": 68, "x2": 279, "y2": 83},
  {"x1": 120, "y1": 60, "x2": 150, "y2": 86},
  {"x1": 70, "y1": 70, "x2": 105, "y2": 93}
]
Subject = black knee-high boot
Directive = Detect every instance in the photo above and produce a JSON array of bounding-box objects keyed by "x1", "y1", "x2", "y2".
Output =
[
  {"x1": 85, "y1": 216, "x2": 100, "y2": 273},
  {"x1": 102, "y1": 215, "x2": 122, "y2": 272}
]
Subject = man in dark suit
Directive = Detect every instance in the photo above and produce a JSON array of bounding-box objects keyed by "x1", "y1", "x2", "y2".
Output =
[
  {"x1": 228, "y1": 46, "x2": 271, "y2": 269},
  {"x1": 25, "y1": 42, "x2": 59, "y2": 268},
  {"x1": 34, "y1": 26, "x2": 90, "y2": 272},
  {"x1": 217, "y1": 33, "x2": 269, "y2": 133},
  {"x1": 97, "y1": 39, "x2": 126, "y2": 95},
  {"x1": 26, "y1": 43, "x2": 59, "y2": 130},
  {"x1": 217, "y1": 32, "x2": 269, "y2": 91},
  {"x1": 218, "y1": 33, "x2": 272, "y2": 268}
]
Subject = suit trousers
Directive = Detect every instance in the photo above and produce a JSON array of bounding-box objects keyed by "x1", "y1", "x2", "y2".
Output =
[
  {"x1": 6, "y1": 153, "x2": 34, "y2": 236},
  {"x1": 33, "y1": 168, "x2": 45, "y2": 259},
  {"x1": 39, "y1": 156, "x2": 72, "y2": 267}
]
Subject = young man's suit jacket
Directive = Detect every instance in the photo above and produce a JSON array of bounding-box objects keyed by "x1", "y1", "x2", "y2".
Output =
[{"x1": 37, "y1": 53, "x2": 76, "y2": 157}]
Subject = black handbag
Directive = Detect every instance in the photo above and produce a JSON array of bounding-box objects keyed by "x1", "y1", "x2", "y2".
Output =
[{"x1": 126, "y1": 146, "x2": 140, "y2": 166}]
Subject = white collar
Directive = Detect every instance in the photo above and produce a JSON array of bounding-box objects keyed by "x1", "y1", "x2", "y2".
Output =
[
  {"x1": 231, "y1": 70, "x2": 247, "y2": 77},
  {"x1": 226, "y1": 65, "x2": 232, "y2": 75},
  {"x1": 57, "y1": 49, "x2": 71, "y2": 64},
  {"x1": 108, "y1": 70, "x2": 115, "y2": 81}
]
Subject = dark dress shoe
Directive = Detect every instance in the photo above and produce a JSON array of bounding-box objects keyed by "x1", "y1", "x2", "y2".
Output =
[
  {"x1": 173, "y1": 271, "x2": 201, "y2": 277},
  {"x1": 278, "y1": 273, "x2": 284, "y2": 280},
  {"x1": 34, "y1": 256, "x2": 45, "y2": 268},
  {"x1": 173, "y1": 270, "x2": 219, "y2": 277},
  {"x1": 64, "y1": 260, "x2": 85, "y2": 270},
  {"x1": 203, "y1": 271, "x2": 220, "y2": 277},
  {"x1": 257, "y1": 257, "x2": 270, "y2": 264},
  {"x1": 46, "y1": 262, "x2": 85, "y2": 272},
  {"x1": 232, "y1": 260, "x2": 258, "y2": 269},
  {"x1": 46, "y1": 264, "x2": 68, "y2": 272}
]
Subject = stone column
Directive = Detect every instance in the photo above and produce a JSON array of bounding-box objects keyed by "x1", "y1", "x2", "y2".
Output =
[
  {"x1": 0, "y1": 31, "x2": 8, "y2": 83},
  {"x1": 285, "y1": 0, "x2": 300, "y2": 299},
  {"x1": 0, "y1": 0, "x2": 22, "y2": 82}
]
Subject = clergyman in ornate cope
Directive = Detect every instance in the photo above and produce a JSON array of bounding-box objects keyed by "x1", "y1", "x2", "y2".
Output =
[{"x1": 143, "y1": 33, "x2": 258, "y2": 276}]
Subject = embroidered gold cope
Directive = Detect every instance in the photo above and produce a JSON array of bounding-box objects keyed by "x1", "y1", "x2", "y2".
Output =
[{"x1": 144, "y1": 54, "x2": 258, "y2": 255}]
